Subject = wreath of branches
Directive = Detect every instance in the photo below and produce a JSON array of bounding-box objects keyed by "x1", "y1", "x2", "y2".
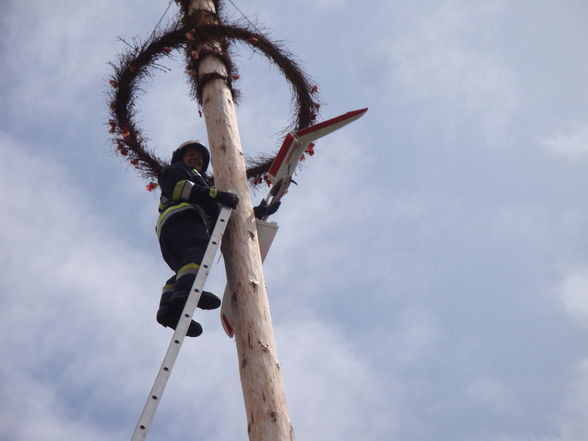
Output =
[{"x1": 106, "y1": 5, "x2": 320, "y2": 188}]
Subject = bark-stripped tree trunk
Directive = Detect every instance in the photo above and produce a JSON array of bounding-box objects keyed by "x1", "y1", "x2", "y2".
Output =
[{"x1": 188, "y1": 1, "x2": 294, "y2": 440}]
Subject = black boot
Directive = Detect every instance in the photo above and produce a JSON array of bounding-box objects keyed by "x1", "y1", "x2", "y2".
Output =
[
  {"x1": 156, "y1": 292, "x2": 203, "y2": 337},
  {"x1": 172, "y1": 272, "x2": 221, "y2": 310},
  {"x1": 170, "y1": 290, "x2": 221, "y2": 310}
]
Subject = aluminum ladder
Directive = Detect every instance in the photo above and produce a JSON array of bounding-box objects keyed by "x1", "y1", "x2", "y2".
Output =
[{"x1": 130, "y1": 205, "x2": 233, "y2": 441}]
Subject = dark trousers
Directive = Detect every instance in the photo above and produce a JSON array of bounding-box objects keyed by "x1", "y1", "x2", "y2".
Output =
[{"x1": 159, "y1": 212, "x2": 210, "y2": 294}]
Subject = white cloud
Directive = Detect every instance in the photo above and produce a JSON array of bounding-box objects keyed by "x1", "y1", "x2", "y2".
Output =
[
  {"x1": 557, "y1": 358, "x2": 588, "y2": 441},
  {"x1": 469, "y1": 434, "x2": 560, "y2": 441},
  {"x1": 1, "y1": 0, "x2": 177, "y2": 121},
  {"x1": 385, "y1": 0, "x2": 518, "y2": 134},
  {"x1": 555, "y1": 267, "x2": 588, "y2": 326},
  {"x1": 366, "y1": 304, "x2": 439, "y2": 366},
  {"x1": 0, "y1": 133, "x2": 171, "y2": 438},
  {"x1": 277, "y1": 308, "x2": 399, "y2": 441},
  {"x1": 0, "y1": 369, "x2": 120, "y2": 441},
  {"x1": 466, "y1": 376, "x2": 515, "y2": 413},
  {"x1": 305, "y1": 0, "x2": 345, "y2": 10},
  {"x1": 542, "y1": 124, "x2": 588, "y2": 159}
]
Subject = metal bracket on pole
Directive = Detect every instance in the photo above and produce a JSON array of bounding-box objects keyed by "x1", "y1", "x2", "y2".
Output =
[{"x1": 130, "y1": 205, "x2": 233, "y2": 441}]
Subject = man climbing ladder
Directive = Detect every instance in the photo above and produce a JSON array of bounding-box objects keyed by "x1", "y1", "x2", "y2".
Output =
[{"x1": 155, "y1": 141, "x2": 239, "y2": 336}]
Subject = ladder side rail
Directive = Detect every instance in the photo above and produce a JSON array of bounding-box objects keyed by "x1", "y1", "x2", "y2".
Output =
[{"x1": 131, "y1": 206, "x2": 233, "y2": 441}]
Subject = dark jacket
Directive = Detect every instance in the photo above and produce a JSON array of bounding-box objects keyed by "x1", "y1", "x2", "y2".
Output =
[{"x1": 155, "y1": 162, "x2": 219, "y2": 238}]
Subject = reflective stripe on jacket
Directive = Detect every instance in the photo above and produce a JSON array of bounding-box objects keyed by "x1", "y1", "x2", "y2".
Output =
[{"x1": 155, "y1": 162, "x2": 219, "y2": 238}]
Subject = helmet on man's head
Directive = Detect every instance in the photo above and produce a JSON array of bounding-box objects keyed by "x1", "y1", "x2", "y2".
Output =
[{"x1": 171, "y1": 140, "x2": 210, "y2": 172}]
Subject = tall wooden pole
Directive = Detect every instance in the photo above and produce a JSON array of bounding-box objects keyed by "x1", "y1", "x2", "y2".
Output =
[{"x1": 187, "y1": 1, "x2": 295, "y2": 440}]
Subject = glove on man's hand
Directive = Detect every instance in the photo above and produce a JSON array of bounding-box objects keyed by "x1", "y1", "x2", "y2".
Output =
[
  {"x1": 211, "y1": 189, "x2": 239, "y2": 209},
  {"x1": 253, "y1": 201, "x2": 281, "y2": 219}
]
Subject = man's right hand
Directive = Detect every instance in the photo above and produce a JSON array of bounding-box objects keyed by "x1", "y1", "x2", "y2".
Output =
[{"x1": 215, "y1": 190, "x2": 239, "y2": 209}]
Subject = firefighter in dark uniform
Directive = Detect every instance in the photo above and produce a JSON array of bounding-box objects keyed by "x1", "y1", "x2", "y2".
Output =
[{"x1": 155, "y1": 141, "x2": 239, "y2": 337}]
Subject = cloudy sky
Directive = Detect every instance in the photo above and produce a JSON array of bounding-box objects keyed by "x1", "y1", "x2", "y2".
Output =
[{"x1": 2, "y1": 0, "x2": 588, "y2": 440}]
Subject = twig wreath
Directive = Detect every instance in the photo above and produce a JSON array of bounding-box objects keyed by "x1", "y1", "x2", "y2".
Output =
[{"x1": 106, "y1": 1, "x2": 320, "y2": 189}]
